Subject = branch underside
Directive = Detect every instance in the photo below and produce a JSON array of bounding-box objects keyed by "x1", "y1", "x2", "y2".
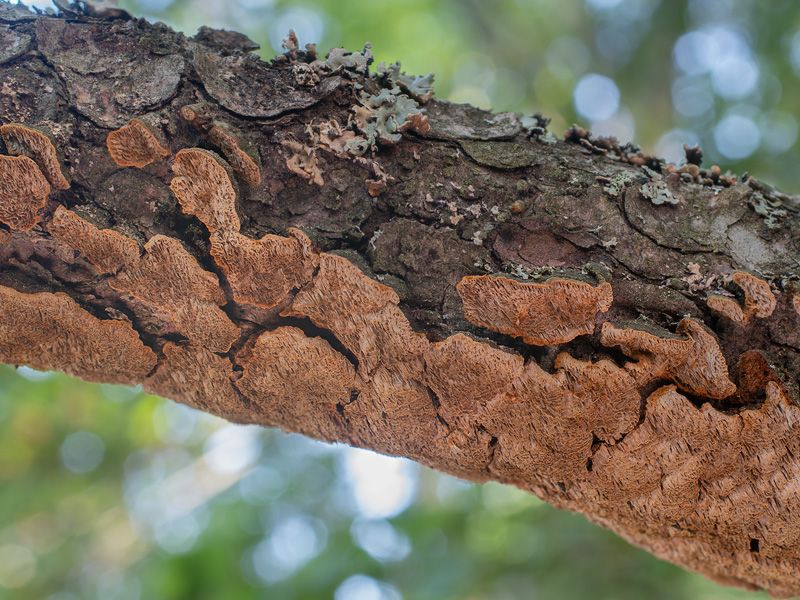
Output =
[{"x1": 1, "y1": 3, "x2": 800, "y2": 596}]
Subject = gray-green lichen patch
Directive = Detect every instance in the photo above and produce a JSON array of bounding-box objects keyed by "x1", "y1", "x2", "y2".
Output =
[
  {"x1": 459, "y1": 140, "x2": 538, "y2": 169},
  {"x1": 376, "y1": 61, "x2": 434, "y2": 103},
  {"x1": 353, "y1": 87, "x2": 427, "y2": 145},
  {"x1": 0, "y1": 24, "x2": 30, "y2": 65},
  {"x1": 601, "y1": 170, "x2": 639, "y2": 198},
  {"x1": 640, "y1": 167, "x2": 679, "y2": 206},
  {"x1": 425, "y1": 99, "x2": 521, "y2": 141},
  {"x1": 312, "y1": 44, "x2": 373, "y2": 77},
  {"x1": 749, "y1": 191, "x2": 788, "y2": 230}
]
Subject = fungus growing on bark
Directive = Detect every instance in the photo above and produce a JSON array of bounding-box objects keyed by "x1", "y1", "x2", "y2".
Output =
[
  {"x1": 48, "y1": 206, "x2": 140, "y2": 274},
  {"x1": 180, "y1": 106, "x2": 261, "y2": 185},
  {"x1": 589, "y1": 382, "x2": 800, "y2": 598},
  {"x1": 0, "y1": 284, "x2": 156, "y2": 384},
  {"x1": 48, "y1": 206, "x2": 238, "y2": 352},
  {"x1": 143, "y1": 343, "x2": 242, "y2": 420},
  {"x1": 235, "y1": 326, "x2": 355, "y2": 441},
  {"x1": 707, "y1": 271, "x2": 776, "y2": 325},
  {"x1": 170, "y1": 148, "x2": 239, "y2": 231},
  {"x1": 552, "y1": 352, "x2": 641, "y2": 443},
  {"x1": 457, "y1": 275, "x2": 613, "y2": 345},
  {"x1": 0, "y1": 155, "x2": 50, "y2": 230},
  {"x1": 109, "y1": 235, "x2": 240, "y2": 353},
  {"x1": 733, "y1": 271, "x2": 776, "y2": 319},
  {"x1": 106, "y1": 119, "x2": 170, "y2": 168},
  {"x1": 600, "y1": 318, "x2": 736, "y2": 399},
  {"x1": 707, "y1": 296, "x2": 747, "y2": 325},
  {"x1": 0, "y1": 123, "x2": 69, "y2": 189},
  {"x1": 794, "y1": 295, "x2": 800, "y2": 317},
  {"x1": 171, "y1": 148, "x2": 318, "y2": 309},
  {"x1": 207, "y1": 123, "x2": 261, "y2": 185},
  {"x1": 424, "y1": 333, "x2": 523, "y2": 420},
  {"x1": 282, "y1": 253, "x2": 429, "y2": 374}
]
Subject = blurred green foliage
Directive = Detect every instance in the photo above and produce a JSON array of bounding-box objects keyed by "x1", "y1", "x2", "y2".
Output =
[{"x1": 2, "y1": 0, "x2": 797, "y2": 598}]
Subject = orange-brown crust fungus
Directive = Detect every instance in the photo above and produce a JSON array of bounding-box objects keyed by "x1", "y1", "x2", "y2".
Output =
[
  {"x1": 707, "y1": 295, "x2": 747, "y2": 325},
  {"x1": 733, "y1": 271, "x2": 776, "y2": 319},
  {"x1": 170, "y1": 148, "x2": 240, "y2": 232},
  {"x1": 208, "y1": 124, "x2": 261, "y2": 185},
  {"x1": 0, "y1": 155, "x2": 50, "y2": 230},
  {"x1": 48, "y1": 206, "x2": 140, "y2": 273},
  {"x1": 424, "y1": 333, "x2": 523, "y2": 420},
  {"x1": 106, "y1": 119, "x2": 170, "y2": 168},
  {"x1": 48, "y1": 205, "x2": 238, "y2": 352},
  {"x1": 282, "y1": 253, "x2": 429, "y2": 373},
  {"x1": 552, "y1": 353, "x2": 641, "y2": 443},
  {"x1": 171, "y1": 148, "x2": 317, "y2": 309},
  {"x1": 794, "y1": 294, "x2": 800, "y2": 317},
  {"x1": 0, "y1": 284, "x2": 156, "y2": 384},
  {"x1": 708, "y1": 271, "x2": 776, "y2": 325},
  {"x1": 143, "y1": 343, "x2": 243, "y2": 420},
  {"x1": 590, "y1": 383, "x2": 800, "y2": 598},
  {"x1": 0, "y1": 123, "x2": 69, "y2": 189},
  {"x1": 210, "y1": 228, "x2": 318, "y2": 309},
  {"x1": 109, "y1": 235, "x2": 239, "y2": 352},
  {"x1": 235, "y1": 326, "x2": 355, "y2": 441},
  {"x1": 600, "y1": 318, "x2": 736, "y2": 399},
  {"x1": 456, "y1": 275, "x2": 613, "y2": 345}
]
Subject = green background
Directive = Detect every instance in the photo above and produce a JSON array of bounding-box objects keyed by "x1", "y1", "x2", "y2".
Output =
[{"x1": 2, "y1": 0, "x2": 795, "y2": 598}]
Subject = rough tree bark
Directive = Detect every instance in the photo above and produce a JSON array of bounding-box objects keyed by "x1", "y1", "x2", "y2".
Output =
[{"x1": 2, "y1": 2, "x2": 800, "y2": 595}]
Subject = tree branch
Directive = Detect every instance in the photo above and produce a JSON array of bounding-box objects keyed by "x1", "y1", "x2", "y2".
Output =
[{"x1": 1, "y1": 2, "x2": 799, "y2": 595}]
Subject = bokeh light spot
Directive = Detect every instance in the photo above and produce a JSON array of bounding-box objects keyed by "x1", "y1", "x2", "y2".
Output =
[
  {"x1": 334, "y1": 575, "x2": 402, "y2": 600},
  {"x1": 714, "y1": 114, "x2": 761, "y2": 159},
  {"x1": 573, "y1": 73, "x2": 620, "y2": 121},
  {"x1": 203, "y1": 424, "x2": 262, "y2": 474},
  {"x1": 351, "y1": 518, "x2": 411, "y2": 562},
  {"x1": 60, "y1": 431, "x2": 105, "y2": 474},
  {"x1": 344, "y1": 449, "x2": 418, "y2": 519}
]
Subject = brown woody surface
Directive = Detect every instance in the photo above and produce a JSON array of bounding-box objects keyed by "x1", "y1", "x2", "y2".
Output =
[{"x1": 1, "y1": 2, "x2": 800, "y2": 596}]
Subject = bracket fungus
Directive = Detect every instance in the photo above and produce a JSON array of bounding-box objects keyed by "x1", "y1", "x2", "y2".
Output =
[
  {"x1": 106, "y1": 119, "x2": 170, "y2": 168},
  {"x1": 48, "y1": 207, "x2": 239, "y2": 352},
  {"x1": 708, "y1": 271, "x2": 776, "y2": 325},
  {"x1": 109, "y1": 235, "x2": 240, "y2": 353},
  {"x1": 457, "y1": 275, "x2": 613, "y2": 345},
  {"x1": 0, "y1": 123, "x2": 69, "y2": 189},
  {"x1": 235, "y1": 326, "x2": 355, "y2": 441},
  {"x1": 143, "y1": 343, "x2": 242, "y2": 421},
  {"x1": 282, "y1": 253, "x2": 429, "y2": 374},
  {"x1": 600, "y1": 318, "x2": 736, "y2": 399},
  {"x1": 180, "y1": 106, "x2": 261, "y2": 185},
  {"x1": 207, "y1": 123, "x2": 261, "y2": 185},
  {"x1": 0, "y1": 154, "x2": 50, "y2": 230},
  {"x1": 0, "y1": 284, "x2": 156, "y2": 384},
  {"x1": 171, "y1": 148, "x2": 318, "y2": 309},
  {"x1": 48, "y1": 205, "x2": 140, "y2": 273}
]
